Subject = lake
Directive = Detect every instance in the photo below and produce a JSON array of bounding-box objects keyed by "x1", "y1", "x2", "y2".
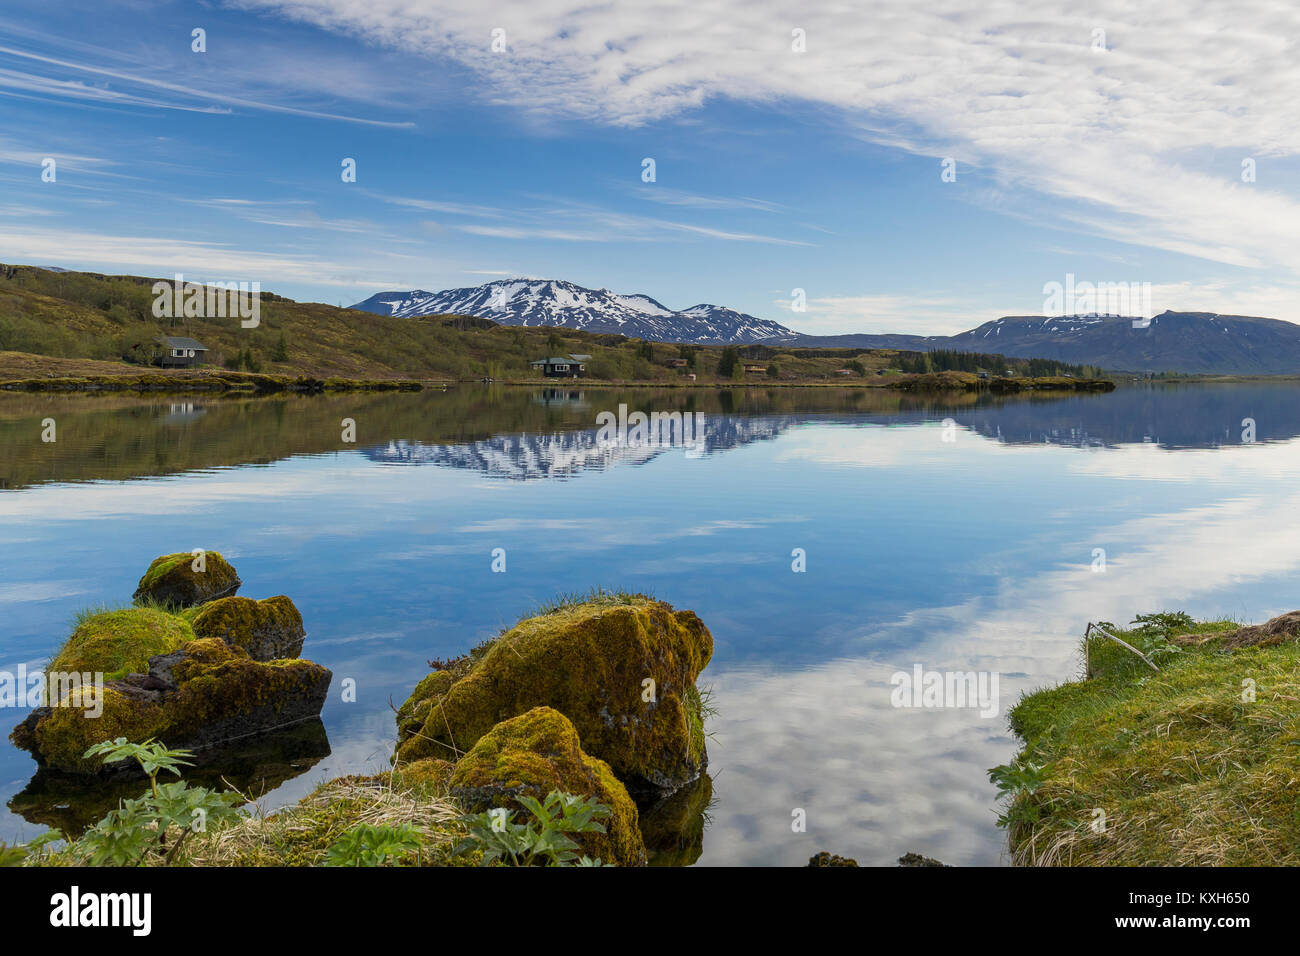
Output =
[{"x1": 2, "y1": 382, "x2": 1297, "y2": 865}]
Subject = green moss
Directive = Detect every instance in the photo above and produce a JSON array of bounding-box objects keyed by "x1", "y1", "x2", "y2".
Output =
[
  {"x1": 191, "y1": 595, "x2": 305, "y2": 661},
  {"x1": 33, "y1": 687, "x2": 169, "y2": 773},
  {"x1": 1002, "y1": 614, "x2": 1300, "y2": 865},
  {"x1": 165, "y1": 654, "x2": 330, "y2": 740},
  {"x1": 133, "y1": 551, "x2": 241, "y2": 608},
  {"x1": 395, "y1": 598, "x2": 713, "y2": 794},
  {"x1": 50, "y1": 606, "x2": 193, "y2": 680},
  {"x1": 21, "y1": 638, "x2": 330, "y2": 774},
  {"x1": 392, "y1": 757, "x2": 455, "y2": 793},
  {"x1": 449, "y1": 707, "x2": 646, "y2": 866}
]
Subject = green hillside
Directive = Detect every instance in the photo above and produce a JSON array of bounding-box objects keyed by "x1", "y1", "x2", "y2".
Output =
[{"x1": 0, "y1": 264, "x2": 1106, "y2": 387}]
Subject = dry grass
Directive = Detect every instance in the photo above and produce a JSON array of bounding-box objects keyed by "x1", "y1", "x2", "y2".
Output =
[{"x1": 180, "y1": 773, "x2": 465, "y2": 867}]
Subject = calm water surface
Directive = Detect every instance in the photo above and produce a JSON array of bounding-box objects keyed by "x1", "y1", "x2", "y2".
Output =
[{"x1": 2, "y1": 383, "x2": 1297, "y2": 864}]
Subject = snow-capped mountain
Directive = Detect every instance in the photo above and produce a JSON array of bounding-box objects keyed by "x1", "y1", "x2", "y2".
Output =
[{"x1": 350, "y1": 278, "x2": 797, "y2": 345}]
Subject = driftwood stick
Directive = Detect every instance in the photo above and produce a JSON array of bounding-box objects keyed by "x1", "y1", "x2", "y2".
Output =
[{"x1": 1086, "y1": 622, "x2": 1161, "y2": 672}]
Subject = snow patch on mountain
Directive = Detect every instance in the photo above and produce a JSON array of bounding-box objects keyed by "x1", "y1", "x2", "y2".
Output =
[{"x1": 351, "y1": 278, "x2": 797, "y2": 344}]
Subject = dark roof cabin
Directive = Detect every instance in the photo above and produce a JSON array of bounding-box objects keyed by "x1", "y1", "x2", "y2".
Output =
[
  {"x1": 529, "y1": 354, "x2": 588, "y2": 378},
  {"x1": 157, "y1": 336, "x2": 208, "y2": 369}
]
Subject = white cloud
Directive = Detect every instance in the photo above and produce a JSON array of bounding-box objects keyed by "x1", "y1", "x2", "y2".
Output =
[{"x1": 237, "y1": 0, "x2": 1300, "y2": 276}]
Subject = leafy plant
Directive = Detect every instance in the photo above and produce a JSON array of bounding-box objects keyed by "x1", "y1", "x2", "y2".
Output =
[
  {"x1": 1128, "y1": 611, "x2": 1193, "y2": 663},
  {"x1": 0, "y1": 830, "x2": 61, "y2": 867},
  {"x1": 455, "y1": 790, "x2": 612, "y2": 866},
  {"x1": 324, "y1": 823, "x2": 425, "y2": 866},
  {"x1": 988, "y1": 757, "x2": 1049, "y2": 830},
  {"x1": 69, "y1": 738, "x2": 244, "y2": 866}
]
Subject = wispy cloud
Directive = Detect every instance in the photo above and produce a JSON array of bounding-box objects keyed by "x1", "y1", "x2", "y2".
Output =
[
  {"x1": 239, "y1": 0, "x2": 1300, "y2": 275},
  {"x1": 0, "y1": 42, "x2": 416, "y2": 128}
]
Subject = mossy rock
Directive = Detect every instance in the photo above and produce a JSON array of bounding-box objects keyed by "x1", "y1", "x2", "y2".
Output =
[
  {"x1": 30, "y1": 686, "x2": 170, "y2": 774},
  {"x1": 392, "y1": 757, "x2": 455, "y2": 793},
  {"x1": 49, "y1": 607, "x2": 193, "y2": 681},
  {"x1": 133, "y1": 551, "x2": 241, "y2": 608},
  {"x1": 191, "y1": 595, "x2": 306, "y2": 661},
  {"x1": 13, "y1": 638, "x2": 332, "y2": 774},
  {"x1": 396, "y1": 598, "x2": 712, "y2": 795},
  {"x1": 449, "y1": 707, "x2": 646, "y2": 867},
  {"x1": 161, "y1": 643, "x2": 332, "y2": 749}
]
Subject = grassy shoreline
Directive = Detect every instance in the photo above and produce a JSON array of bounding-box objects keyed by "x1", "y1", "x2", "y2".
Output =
[
  {"x1": 0, "y1": 369, "x2": 425, "y2": 394},
  {"x1": 0, "y1": 364, "x2": 1114, "y2": 396},
  {"x1": 998, "y1": 611, "x2": 1300, "y2": 866}
]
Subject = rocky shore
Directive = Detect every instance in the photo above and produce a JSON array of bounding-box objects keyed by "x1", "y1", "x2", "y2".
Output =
[{"x1": 10, "y1": 551, "x2": 331, "y2": 775}]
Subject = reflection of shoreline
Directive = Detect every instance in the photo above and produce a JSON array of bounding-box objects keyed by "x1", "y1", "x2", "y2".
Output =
[
  {"x1": 4, "y1": 383, "x2": 1300, "y2": 490},
  {"x1": 7, "y1": 718, "x2": 331, "y2": 837}
]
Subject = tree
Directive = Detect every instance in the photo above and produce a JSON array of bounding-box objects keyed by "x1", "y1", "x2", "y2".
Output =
[
  {"x1": 717, "y1": 346, "x2": 739, "y2": 379},
  {"x1": 271, "y1": 333, "x2": 289, "y2": 362}
]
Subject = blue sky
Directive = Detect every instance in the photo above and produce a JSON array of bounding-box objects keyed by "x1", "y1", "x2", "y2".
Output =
[{"x1": 2, "y1": 0, "x2": 1299, "y2": 334}]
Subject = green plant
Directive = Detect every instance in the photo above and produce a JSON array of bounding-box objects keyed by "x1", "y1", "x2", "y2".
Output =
[
  {"x1": 988, "y1": 756, "x2": 1049, "y2": 830},
  {"x1": 0, "y1": 830, "x2": 61, "y2": 867},
  {"x1": 1128, "y1": 611, "x2": 1193, "y2": 663},
  {"x1": 69, "y1": 738, "x2": 244, "y2": 866},
  {"x1": 455, "y1": 790, "x2": 613, "y2": 866},
  {"x1": 324, "y1": 823, "x2": 424, "y2": 866}
]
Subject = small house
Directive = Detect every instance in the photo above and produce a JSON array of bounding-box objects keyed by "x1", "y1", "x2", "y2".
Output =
[
  {"x1": 743, "y1": 364, "x2": 767, "y2": 374},
  {"x1": 157, "y1": 336, "x2": 208, "y2": 369},
  {"x1": 668, "y1": 358, "x2": 689, "y2": 368},
  {"x1": 834, "y1": 368, "x2": 854, "y2": 376},
  {"x1": 529, "y1": 354, "x2": 588, "y2": 378}
]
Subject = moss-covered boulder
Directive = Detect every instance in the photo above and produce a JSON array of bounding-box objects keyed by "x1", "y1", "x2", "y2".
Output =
[
  {"x1": 133, "y1": 551, "x2": 241, "y2": 608},
  {"x1": 13, "y1": 638, "x2": 331, "y2": 774},
  {"x1": 49, "y1": 607, "x2": 193, "y2": 681},
  {"x1": 392, "y1": 757, "x2": 455, "y2": 792},
  {"x1": 192, "y1": 595, "x2": 305, "y2": 661},
  {"x1": 449, "y1": 707, "x2": 646, "y2": 867},
  {"x1": 396, "y1": 597, "x2": 712, "y2": 795}
]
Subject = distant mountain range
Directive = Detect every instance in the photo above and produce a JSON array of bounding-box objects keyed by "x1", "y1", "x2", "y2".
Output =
[
  {"x1": 351, "y1": 279, "x2": 794, "y2": 344},
  {"x1": 352, "y1": 279, "x2": 1300, "y2": 375}
]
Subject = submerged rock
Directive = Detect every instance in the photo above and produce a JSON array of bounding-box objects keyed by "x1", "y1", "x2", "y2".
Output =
[
  {"x1": 395, "y1": 596, "x2": 713, "y2": 796},
  {"x1": 192, "y1": 595, "x2": 306, "y2": 661},
  {"x1": 640, "y1": 772, "x2": 713, "y2": 867},
  {"x1": 133, "y1": 551, "x2": 241, "y2": 608},
  {"x1": 449, "y1": 706, "x2": 646, "y2": 867}
]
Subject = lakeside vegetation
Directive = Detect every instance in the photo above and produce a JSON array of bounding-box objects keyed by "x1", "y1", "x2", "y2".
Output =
[
  {"x1": 0, "y1": 264, "x2": 1110, "y2": 391},
  {"x1": 5, "y1": 550, "x2": 716, "y2": 867},
  {"x1": 996, "y1": 611, "x2": 1300, "y2": 865}
]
